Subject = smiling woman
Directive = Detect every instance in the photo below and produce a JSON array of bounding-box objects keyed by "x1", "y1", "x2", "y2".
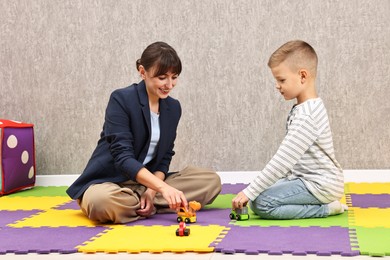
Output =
[
  {"x1": 65, "y1": 41, "x2": 221, "y2": 224},
  {"x1": 136, "y1": 42, "x2": 182, "y2": 113},
  {"x1": 136, "y1": 42, "x2": 182, "y2": 78}
]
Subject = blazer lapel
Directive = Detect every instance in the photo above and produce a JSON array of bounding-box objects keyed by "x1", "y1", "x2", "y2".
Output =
[{"x1": 137, "y1": 81, "x2": 151, "y2": 136}]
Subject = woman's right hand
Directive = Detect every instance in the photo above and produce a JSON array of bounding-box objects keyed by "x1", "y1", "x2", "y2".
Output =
[
  {"x1": 159, "y1": 184, "x2": 188, "y2": 211},
  {"x1": 135, "y1": 167, "x2": 188, "y2": 211}
]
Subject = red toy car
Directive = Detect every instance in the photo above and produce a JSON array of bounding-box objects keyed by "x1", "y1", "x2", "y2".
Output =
[{"x1": 176, "y1": 221, "x2": 190, "y2": 236}]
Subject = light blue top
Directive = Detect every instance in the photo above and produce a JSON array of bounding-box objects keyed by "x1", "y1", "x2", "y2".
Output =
[{"x1": 143, "y1": 111, "x2": 160, "y2": 165}]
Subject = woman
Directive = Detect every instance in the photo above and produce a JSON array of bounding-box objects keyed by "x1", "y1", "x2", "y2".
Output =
[{"x1": 67, "y1": 42, "x2": 221, "y2": 223}]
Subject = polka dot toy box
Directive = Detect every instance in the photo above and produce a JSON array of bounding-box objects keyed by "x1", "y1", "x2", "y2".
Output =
[{"x1": 0, "y1": 119, "x2": 36, "y2": 195}]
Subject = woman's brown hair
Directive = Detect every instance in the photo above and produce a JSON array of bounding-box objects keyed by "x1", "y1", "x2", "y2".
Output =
[{"x1": 136, "y1": 42, "x2": 182, "y2": 77}]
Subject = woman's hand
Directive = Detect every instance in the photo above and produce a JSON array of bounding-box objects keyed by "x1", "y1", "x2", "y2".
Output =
[
  {"x1": 232, "y1": 191, "x2": 249, "y2": 209},
  {"x1": 135, "y1": 168, "x2": 188, "y2": 211},
  {"x1": 136, "y1": 188, "x2": 156, "y2": 217},
  {"x1": 159, "y1": 185, "x2": 188, "y2": 211}
]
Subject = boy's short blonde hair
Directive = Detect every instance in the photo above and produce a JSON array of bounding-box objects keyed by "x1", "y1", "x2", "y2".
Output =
[{"x1": 268, "y1": 40, "x2": 318, "y2": 76}]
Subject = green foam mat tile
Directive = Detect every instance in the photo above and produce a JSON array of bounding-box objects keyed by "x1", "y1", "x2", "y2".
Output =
[
  {"x1": 232, "y1": 211, "x2": 349, "y2": 228},
  {"x1": 204, "y1": 193, "x2": 348, "y2": 227},
  {"x1": 6, "y1": 186, "x2": 68, "y2": 197},
  {"x1": 354, "y1": 227, "x2": 390, "y2": 256},
  {"x1": 204, "y1": 194, "x2": 233, "y2": 209}
]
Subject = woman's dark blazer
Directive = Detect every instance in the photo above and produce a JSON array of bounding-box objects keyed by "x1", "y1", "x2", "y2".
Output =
[{"x1": 66, "y1": 81, "x2": 181, "y2": 199}]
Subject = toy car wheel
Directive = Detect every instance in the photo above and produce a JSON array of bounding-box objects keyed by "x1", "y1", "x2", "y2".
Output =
[
  {"x1": 236, "y1": 215, "x2": 241, "y2": 221},
  {"x1": 184, "y1": 229, "x2": 190, "y2": 236},
  {"x1": 177, "y1": 217, "x2": 182, "y2": 223},
  {"x1": 229, "y1": 213, "x2": 235, "y2": 220},
  {"x1": 185, "y1": 218, "x2": 190, "y2": 223}
]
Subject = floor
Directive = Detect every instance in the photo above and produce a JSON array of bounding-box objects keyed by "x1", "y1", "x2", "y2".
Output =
[
  {"x1": 0, "y1": 252, "x2": 381, "y2": 259},
  {"x1": 3, "y1": 170, "x2": 390, "y2": 259}
]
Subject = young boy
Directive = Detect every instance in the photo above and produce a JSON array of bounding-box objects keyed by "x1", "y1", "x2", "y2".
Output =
[{"x1": 232, "y1": 40, "x2": 347, "y2": 219}]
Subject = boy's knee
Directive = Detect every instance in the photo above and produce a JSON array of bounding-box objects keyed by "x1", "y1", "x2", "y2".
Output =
[{"x1": 249, "y1": 198, "x2": 278, "y2": 219}]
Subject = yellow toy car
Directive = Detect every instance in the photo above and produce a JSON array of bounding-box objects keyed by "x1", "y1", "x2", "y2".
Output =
[{"x1": 176, "y1": 201, "x2": 201, "y2": 223}]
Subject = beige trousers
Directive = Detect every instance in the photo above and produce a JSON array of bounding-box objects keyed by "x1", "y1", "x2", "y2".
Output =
[{"x1": 78, "y1": 165, "x2": 221, "y2": 224}]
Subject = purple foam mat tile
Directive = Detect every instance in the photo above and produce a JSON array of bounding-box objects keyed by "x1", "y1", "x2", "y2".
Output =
[
  {"x1": 0, "y1": 210, "x2": 41, "y2": 227},
  {"x1": 292, "y1": 251, "x2": 308, "y2": 256},
  {"x1": 14, "y1": 250, "x2": 29, "y2": 254},
  {"x1": 246, "y1": 250, "x2": 260, "y2": 255},
  {"x1": 54, "y1": 200, "x2": 80, "y2": 210},
  {"x1": 0, "y1": 226, "x2": 107, "y2": 254},
  {"x1": 196, "y1": 208, "x2": 232, "y2": 226},
  {"x1": 269, "y1": 251, "x2": 283, "y2": 255},
  {"x1": 126, "y1": 211, "x2": 175, "y2": 226},
  {"x1": 341, "y1": 251, "x2": 360, "y2": 256},
  {"x1": 213, "y1": 225, "x2": 358, "y2": 256},
  {"x1": 35, "y1": 250, "x2": 50, "y2": 254},
  {"x1": 349, "y1": 194, "x2": 390, "y2": 208},
  {"x1": 221, "y1": 249, "x2": 236, "y2": 254},
  {"x1": 126, "y1": 208, "x2": 232, "y2": 226},
  {"x1": 317, "y1": 252, "x2": 332, "y2": 256},
  {"x1": 220, "y1": 183, "x2": 248, "y2": 195}
]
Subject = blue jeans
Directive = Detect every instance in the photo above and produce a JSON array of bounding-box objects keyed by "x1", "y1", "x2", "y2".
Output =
[{"x1": 249, "y1": 178, "x2": 330, "y2": 219}]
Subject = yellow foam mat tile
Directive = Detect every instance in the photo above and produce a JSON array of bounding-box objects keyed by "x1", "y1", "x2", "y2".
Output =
[
  {"x1": 0, "y1": 196, "x2": 71, "y2": 210},
  {"x1": 345, "y1": 183, "x2": 390, "y2": 194},
  {"x1": 9, "y1": 209, "x2": 104, "y2": 228},
  {"x1": 340, "y1": 194, "x2": 346, "y2": 205},
  {"x1": 77, "y1": 225, "x2": 226, "y2": 253},
  {"x1": 349, "y1": 208, "x2": 390, "y2": 228}
]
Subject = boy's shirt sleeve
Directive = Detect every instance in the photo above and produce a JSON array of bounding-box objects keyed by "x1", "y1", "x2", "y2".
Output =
[{"x1": 242, "y1": 113, "x2": 320, "y2": 201}]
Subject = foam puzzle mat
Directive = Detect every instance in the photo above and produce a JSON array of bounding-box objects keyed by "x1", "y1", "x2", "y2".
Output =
[{"x1": 0, "y1": 183, "x2": 389, "y2": 256}]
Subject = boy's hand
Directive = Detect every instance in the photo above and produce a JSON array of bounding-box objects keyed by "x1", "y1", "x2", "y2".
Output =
[{"x1": 232, "y1": 191, "x2": 249, "y2": 209}]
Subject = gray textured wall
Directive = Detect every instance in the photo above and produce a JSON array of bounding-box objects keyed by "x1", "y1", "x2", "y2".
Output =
[{"x1": 1, "y1": 0, "x2": 389, "y2": 175}]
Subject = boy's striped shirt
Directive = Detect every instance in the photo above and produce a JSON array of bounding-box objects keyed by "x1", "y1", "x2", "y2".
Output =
[{"x1": 243, "y1": 98, "x2": 344, "y2": 203}]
